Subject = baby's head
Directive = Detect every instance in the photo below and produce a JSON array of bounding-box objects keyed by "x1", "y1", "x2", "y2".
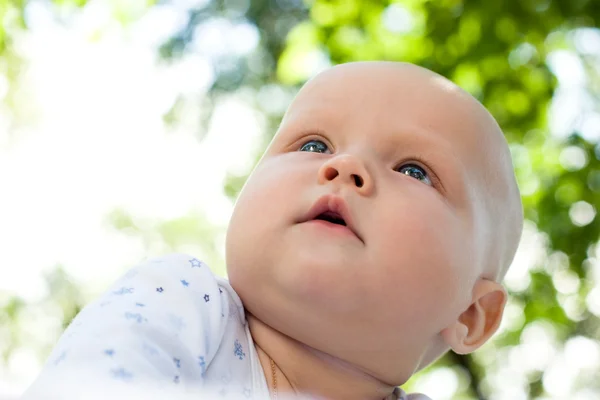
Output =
[{"x1": 226, "y1": 61, "x2": 523, "y2": 385}]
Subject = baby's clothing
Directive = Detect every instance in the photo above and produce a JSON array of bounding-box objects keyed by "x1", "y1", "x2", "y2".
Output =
[{"x1": 21, "y1": 254, "x2": 430, "y2": 400}]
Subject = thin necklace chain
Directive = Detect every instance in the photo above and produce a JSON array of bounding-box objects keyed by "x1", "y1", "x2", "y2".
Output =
[
  {"x1": 270, "y1": 356, "x2": 278, "y2": 399},
  {"x1": 268, "y1": 356, "x2": 397, "y2": 400}
]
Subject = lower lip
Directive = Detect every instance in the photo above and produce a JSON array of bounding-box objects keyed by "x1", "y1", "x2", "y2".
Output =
[{"x1": 305, "y1": 220, "x2": 357, "y2": 237}]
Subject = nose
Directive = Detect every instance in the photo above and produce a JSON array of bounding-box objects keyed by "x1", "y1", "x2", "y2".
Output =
[{"x1": 317, "y1": 154, "x2": 374, "y2": 195}]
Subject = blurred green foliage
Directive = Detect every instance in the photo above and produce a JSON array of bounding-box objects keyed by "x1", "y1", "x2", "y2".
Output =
[
  {"x1": 2, "y1": 0, "x2": 600, "y2": 398},
  {"x1": 159, "y1": 0, "x2": 600, "y2": 397}
]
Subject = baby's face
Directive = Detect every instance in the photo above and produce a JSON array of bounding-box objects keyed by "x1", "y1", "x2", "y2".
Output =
[{"x1": 226, "y1": 62, "x2": 518, "y2": 383}]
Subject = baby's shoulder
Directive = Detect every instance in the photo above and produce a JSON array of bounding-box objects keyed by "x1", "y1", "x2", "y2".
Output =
[
  {"x1": 109, "y1": 253, "x2": 246, "y2": 322},
  {"x1": 21, "y1": 254, "x2": 248, "y2": 398},
  {"x1": 117, "y1": 253, "x2": 221, "y2": 293},
  {"x1": 127, "y1": 253, "x2": 214, "y2": 276},
  {"x1": 72, "y1": 253, "x2": 236, "y2": 326}
]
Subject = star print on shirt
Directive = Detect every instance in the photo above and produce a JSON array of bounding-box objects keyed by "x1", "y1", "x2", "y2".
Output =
[
  {"x1": 189, "y1": 258, "x2": 202, "y2": 268},
  {"x1": 112, "y1": 287, "x2": 134, "y2": 295},
  {"x1": 125, "y1": 312, "x2": 147, "y2": 324},
  {"x1": 198, "y1": 356, "x2": 206, "y2": 376},
  {"x1": 36, "y1": 255, "x2": 268, "y2": 396},
  {"x1": 53, "y1": 350, "x2": 67, "y2": 366},
  {"x1": 110, "y1": 368, "x2": 133, "y2": 381},
  {"x1": 221, "y1": 372, "x2": 232, "y2": 384},
  {"x1": 234, "y1": 340, "x2": 246, "y2": 360}
]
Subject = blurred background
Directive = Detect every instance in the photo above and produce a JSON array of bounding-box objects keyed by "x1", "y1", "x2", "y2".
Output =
[{"x1": 0, "y1": 0, "x2": 599, "y2": 399}]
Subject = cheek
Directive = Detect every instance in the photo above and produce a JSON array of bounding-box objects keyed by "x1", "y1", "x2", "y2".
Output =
[
  {"x1": 226, "y1": 158, "x2": 307, "y2": 275},
  {"x1": 227, "y1": 164, "x2": 280, "y2": 247},
  {"x1": 231, "y1": 160, "x2": 295, "y2": 224},
  {"x1": 375, "y1": 195, "x2": 464, "y2": 258},
  {"x1": 369, "y1": 194, "x2": 471, "y2": 319}
]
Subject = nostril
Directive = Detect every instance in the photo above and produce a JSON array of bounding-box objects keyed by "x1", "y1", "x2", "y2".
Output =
[
  {"x1": 353, "y1": 174, "x2": 363, "y2": 188},
  {"x1": 325, "y1": 168, "x2": 339, "y2": 181}
]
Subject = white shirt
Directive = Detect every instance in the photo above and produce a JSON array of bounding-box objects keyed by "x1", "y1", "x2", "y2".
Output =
[{"x1": 21, "y1": 253, "x2": 429, "y2": 400}]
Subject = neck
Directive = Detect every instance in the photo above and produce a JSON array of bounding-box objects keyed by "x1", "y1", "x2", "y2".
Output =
[{"x1": 247, "y1": 313, "x2": 398, "y2": 400}]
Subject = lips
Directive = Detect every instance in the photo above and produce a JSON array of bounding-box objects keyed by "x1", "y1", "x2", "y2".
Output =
[{"x1": 299, "y1": 195, "x2": 363, "y2": 242}]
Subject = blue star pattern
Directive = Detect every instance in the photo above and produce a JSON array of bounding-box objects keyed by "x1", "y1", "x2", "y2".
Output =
[
  {"x1": 112, "y1": 287, "x2": 134, "y2": 295},
  {"x1": 198, "y1": 356, "x2": 207, "y2": 376},
  {"x1": 53, "y1": 350, "x2": 67, "y2": 366},
  {"x1": 189, "y1": 258, "x2": 202, "y2": 268},
  {"x1": 23, "y1": 255, "x2": 266, "y2": 399},
  {"x1": 110, "y1": 368, "x2": 133, "y2": 381},
  {"x1": 124, "y1": 312, "x2": 147, "y2": 324},
  {"x1": 234, "y1": 340, "x2": 246, "y2": 360},
  {"x1": 221, "y1": 371, "x2": 232, "y2": 384}
]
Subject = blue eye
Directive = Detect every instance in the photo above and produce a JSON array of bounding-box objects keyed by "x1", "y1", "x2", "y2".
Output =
[
  {"x1": 397, "y1": 164, "x2": 432, "y2": 186},
  {"x1": 299, "y1": 140, "x2": 330, "y2": 153}
]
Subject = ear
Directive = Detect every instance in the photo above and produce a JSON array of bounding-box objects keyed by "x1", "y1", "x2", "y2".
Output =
[{"x1": 440, "y1": 279, "x2": 507, "y2": 355}]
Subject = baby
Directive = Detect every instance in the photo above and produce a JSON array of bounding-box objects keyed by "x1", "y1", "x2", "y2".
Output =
[{"x1": 21, "y1": 61, "x2": 523, "y2": 400}]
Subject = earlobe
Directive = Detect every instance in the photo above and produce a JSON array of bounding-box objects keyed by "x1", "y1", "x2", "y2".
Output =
[{"x1": 441, "y1": 279, "x2": 507, "y2": 355}]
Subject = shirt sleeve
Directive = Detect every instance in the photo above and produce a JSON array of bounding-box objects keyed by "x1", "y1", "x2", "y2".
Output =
[{"x1": 20, "y1": 254, "x2": 229, "y2": 400}]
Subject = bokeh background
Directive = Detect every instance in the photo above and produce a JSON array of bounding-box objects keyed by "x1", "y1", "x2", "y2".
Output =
[{"x1": 1, "y1": 0, "x2": 599, "y2": 399}]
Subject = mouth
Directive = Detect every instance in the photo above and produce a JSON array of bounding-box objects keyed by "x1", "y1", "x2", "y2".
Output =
[
  {"x1": 314, "y1": 211, "x2": 348, "y2": 226},
  {"x1": 299, "y1": 195, "x2": 363, "y2": 243}
]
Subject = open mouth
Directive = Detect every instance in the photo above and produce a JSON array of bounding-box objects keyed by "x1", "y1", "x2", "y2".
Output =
[
  {"x1": 314, "y1": 211, "x2": 347, "y2": 226},
  {"x1": 300, "y1": 195, "x2": 363, "y2": 243}
]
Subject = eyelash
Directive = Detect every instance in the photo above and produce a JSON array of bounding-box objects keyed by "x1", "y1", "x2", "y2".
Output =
[
  {"x1": 297, "y1": 138, "x2": 441, "y2": 188},
  {"x1": 297, "y1": 133, "x2": 332, "y2": 151},
  {"x1": 394, "y1": 157, "x2": 435, "y2": 187}
]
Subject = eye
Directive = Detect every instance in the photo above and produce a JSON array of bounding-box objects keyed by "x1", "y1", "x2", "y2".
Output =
[
  {"x1": 299, "y1": 139, "x2": 331, "y2": 154},
  {"x1": 396, "y1": 164, "x2": 432, "y2": 186}
]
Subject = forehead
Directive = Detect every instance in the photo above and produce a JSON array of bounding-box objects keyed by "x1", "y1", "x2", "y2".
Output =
[{"x1": 280, "y1": 63, "x2": 500, "y2": 167}]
